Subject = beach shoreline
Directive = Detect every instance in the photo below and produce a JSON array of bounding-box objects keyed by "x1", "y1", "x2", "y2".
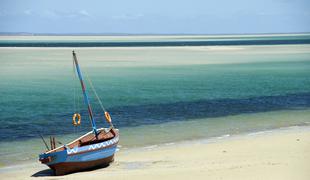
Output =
[{"x1": 1, "y1": 126, "x2": 309, "y2": 180}]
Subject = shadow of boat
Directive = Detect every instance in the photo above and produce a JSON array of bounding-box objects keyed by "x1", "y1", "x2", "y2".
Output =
[
  {"x1": 31, "y1": 169, "x2": 54, "y2": 177},
  {"x1": 31, "y1": 163, "x2": 111, "y2": 177}
]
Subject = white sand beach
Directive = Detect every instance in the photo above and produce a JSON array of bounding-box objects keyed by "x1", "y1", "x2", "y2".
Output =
[{"x1": 1, "y1": 127, "x2": 309, "y2": 180}]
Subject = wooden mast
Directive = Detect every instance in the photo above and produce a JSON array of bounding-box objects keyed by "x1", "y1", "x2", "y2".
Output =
[{"x1": 72, "y1": 51, "x2": 98, "y2": 136}]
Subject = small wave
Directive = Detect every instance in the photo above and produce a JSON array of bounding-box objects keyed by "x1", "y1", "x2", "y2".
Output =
[
  {"x1": 164, "y1": 142, "x2": 175, "y2": 146},
  {"x1": 216, "y1": 134, "x2": 231, "y2": 139},
  {"x1": 143, "y1": 145, "x2": 158, "y2": 150}
]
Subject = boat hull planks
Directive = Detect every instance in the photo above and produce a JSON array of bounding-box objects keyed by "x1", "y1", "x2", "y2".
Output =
[{"x1": 50, "y1": 155, "x2": 114, "y2": 175}]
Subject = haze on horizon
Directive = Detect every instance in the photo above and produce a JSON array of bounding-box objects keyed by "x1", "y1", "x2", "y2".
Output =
[{"x1": 0, "y1": 0, "x2": 309, "y2": 35}]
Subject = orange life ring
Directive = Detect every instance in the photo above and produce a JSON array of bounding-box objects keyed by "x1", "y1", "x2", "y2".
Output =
[
  {"x1": 105, "y1": 111, "x2": 112, "y2": 123},
  {"x1": 72, "y1": 113, "x2": 81, "y2": 126}
]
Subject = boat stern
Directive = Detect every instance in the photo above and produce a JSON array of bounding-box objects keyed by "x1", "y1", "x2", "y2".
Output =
[
  {"x1": 39, "y1": 153, "x2": 52, "y2": 164},
  {"x1": 39, "y1": 150, "x2": 67, "y2": 165}
]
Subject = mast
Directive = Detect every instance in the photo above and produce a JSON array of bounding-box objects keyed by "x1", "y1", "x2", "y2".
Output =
[{"x1": 72, "y1": 51, "x2": 98, "y2": 136}]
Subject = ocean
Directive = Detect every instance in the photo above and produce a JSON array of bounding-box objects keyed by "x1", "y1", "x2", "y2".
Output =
[{"x1": 0, "y1": 34, "x2": 310, "y2": 167}]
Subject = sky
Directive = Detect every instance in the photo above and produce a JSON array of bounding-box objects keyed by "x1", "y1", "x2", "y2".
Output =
[{"x1": 0, "y1": 0, "x2": 309, "y2": 34}]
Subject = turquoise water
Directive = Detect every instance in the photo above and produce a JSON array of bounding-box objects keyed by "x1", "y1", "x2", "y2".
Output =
[
  {"x1": 1, "y1": 34, "x2": 310, "y2": 47},
  {"x1": 0, "y1": 36, "x2": 310, "y2": 166}
]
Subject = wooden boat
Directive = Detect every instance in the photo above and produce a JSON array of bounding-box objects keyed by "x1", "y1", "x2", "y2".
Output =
[{"x1": 39, "y1": 51, "x2": 119, "y2": 175}]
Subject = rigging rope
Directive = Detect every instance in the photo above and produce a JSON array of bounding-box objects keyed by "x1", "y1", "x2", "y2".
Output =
[
  {"x1": 72, "y1": 56, "x2": 76, "y2": 113},
  {"x1": 72, "y1": 55, "x2": 112, "y2": 129},
  {"x1": 72, "y1": 56, "x2": 82, "y2": 114},
  {"x1": 84, "y1": 70, "x2": 107, "y2": 113}
]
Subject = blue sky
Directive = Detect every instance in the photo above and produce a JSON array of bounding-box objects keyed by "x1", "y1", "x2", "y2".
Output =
[{"x1": 0, "y1": 0, "x2": 309, "y2": 34}]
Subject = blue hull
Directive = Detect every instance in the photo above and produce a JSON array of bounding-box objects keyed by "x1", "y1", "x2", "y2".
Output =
[{"x1": 39, "y1": 133, "x2": 119, "y2": 175}]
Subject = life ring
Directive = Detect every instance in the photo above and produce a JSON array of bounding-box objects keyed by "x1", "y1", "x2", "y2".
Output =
[
  {"x1": 105, "y1": 111, "x2": 112, "y2": 123},
  {"x1": 72, "y1": 113, "x2": 81, "y2": 126}
]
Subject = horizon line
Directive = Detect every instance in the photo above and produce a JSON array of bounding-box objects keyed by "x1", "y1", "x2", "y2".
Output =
[{"x1": 1, "y1": 32, "x2": 310, "y2": 36}]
